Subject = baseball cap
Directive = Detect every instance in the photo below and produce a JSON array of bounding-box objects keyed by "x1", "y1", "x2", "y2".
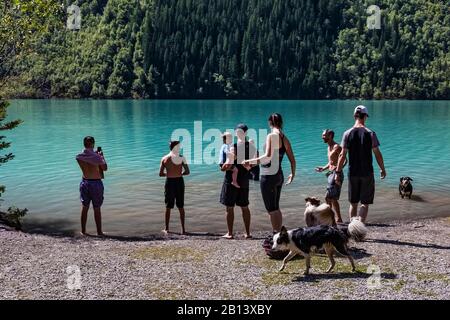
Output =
[
  {"x1": 235, "y1": 123, "x2": 248, "y2": 132},
  {"x1": 354, "y1": 105, "x2": 369, "y2": 117}
]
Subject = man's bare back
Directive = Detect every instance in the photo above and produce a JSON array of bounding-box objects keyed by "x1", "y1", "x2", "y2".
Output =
[
  {"x1": 77, "y1": 160, "x2": 105, "y2": 179},
  {"x1": 75, "y1": 137, "x2": 107, "y2": 236},
  {"x1": 159, "y1": 154, "x2": 189, "y2": 178}
]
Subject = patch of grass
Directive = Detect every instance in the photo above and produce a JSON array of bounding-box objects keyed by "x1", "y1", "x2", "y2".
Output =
[
  {"x1": 146, "y1": 285, "x2": 182, "y2": 300},
  {"x1": 241, "y1": 288, "x2": 259, "y2": 299},
  {"x1": 235, "y1": 254, "x2": 282, "y2": 269},
  {"x1": 239, "y1": 252, "x2": 371, "y2": 288},
  {"x1": 392, "y1": 279, "x2": 407, "y2": 292},
  {"x1": 334, "y1": 280, "x2": 354, "y2": 289},
  {"x1": 410, "y1": 288, "x2": 437, "y2": 298},
  {"x1": 241, "y1": 253, "x2": 367, "y2": 273},
  {"x1": 261, "y1": 271, "x2": 294, "y2": 286},
  {"x1": 311, "y1": 255, "x2": 368, "y2": 273},
  {"x1": 256, "y1": 254, "x2": 369, "y2": 287},
  {"x1": 381, "y1": 266, "x2": 395, "y2": 274},
  {"x1": 332, "y1": 294, "x2": 343, "y2": 300},
  {"x1": 415, "y1": 272, "x2": 450, "y2": 283},
  {"x1": 16, "y1": 290, "x2": 33, "y2": 300},
  {"x1": 392, "y1": 265, "x2": 408, "y2": 274},
  {"x1": 130, "y1": 245, "x2": 206, "y2": 263},
  {"x1": 222, "y1": 292, "x2": 231, "y2": 300}
]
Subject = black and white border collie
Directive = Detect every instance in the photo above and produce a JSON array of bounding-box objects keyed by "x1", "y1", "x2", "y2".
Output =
[{"x1": 272, "y1": 225, "x2": 357, "y2": 275}]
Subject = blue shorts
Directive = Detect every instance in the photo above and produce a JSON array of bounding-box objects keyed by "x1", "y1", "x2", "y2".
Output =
[
  {"x1": 326, "y1": 171, "x2": 343, "y2": 200},
  {"x1": 80, "y1": 179, "x2": 104, "y2": 208}
]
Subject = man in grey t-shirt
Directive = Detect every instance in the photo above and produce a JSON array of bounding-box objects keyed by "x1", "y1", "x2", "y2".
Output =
[{"x1": 335, "y1": 105, "x2": 386, "y2": 223}]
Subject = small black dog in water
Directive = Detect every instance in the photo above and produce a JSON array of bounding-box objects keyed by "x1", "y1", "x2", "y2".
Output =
[{"x1": 399, "y1": 177, "x2": 413, "y2": 199}]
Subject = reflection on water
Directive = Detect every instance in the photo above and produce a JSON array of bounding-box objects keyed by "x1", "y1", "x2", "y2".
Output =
[{"x1": 3, "y1": 99, "x2": 450, "y2": 235}]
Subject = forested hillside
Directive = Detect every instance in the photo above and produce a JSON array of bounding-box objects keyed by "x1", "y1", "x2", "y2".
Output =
[{"x1": 2, "y1": 0, "x2": 449, "y2": 99}]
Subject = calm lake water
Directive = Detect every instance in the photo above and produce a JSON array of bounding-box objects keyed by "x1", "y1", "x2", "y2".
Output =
[{"x1": 2, "y1": 100, "x2": 450, "y2": 235}]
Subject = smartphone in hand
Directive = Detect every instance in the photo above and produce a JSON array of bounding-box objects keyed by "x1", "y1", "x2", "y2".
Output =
[{"x1": 97, "y1": 146, "x2": 105, "y2": 179}]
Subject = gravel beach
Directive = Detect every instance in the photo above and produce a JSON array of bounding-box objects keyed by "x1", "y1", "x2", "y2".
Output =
[{"x1": 1, "y1": 217, "x2": 449, "y2": 300}]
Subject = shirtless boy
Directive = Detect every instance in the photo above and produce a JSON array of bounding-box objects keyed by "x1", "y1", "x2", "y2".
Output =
[{"x1": 159, "y1": 141, "x2": 190, "y2": 235}]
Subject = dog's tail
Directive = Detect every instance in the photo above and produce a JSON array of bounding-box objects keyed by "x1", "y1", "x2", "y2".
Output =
[{"x1": 347, "y1": 217, "x2": 368, "y2": 242}]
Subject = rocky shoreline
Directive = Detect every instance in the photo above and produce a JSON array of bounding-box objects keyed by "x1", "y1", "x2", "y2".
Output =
[{"x1": 1, "y1": 217, "x2": 449, "y2": 300}]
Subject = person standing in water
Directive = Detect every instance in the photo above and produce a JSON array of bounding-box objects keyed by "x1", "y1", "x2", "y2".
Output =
[
  {"x1": 335, "y1": 105, "x2": 386, "y2": 223},
  {"x1": 76, "y1": 136, "x2": 108, "y2": 236},
  {"x1": 219, "y1": 124, "x2": 256, "y2": 239},
  {"x1": 159, "y1": 141, "x2": 190, "y2": 235},
  {"x1": 243, "y1": 113, "x2": 296, "y2": 233},
  {"x1": 315, "y1": 129, "x2": 344, "y2": 223}
]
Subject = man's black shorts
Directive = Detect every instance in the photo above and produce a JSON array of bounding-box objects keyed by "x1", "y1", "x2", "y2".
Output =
[
  {"x1": 348, "y1": 174, "x2": 375, "y2": 204},
  {"x1": 220, "y1": 183, "x2": 249, "y2": 207},
  {"x1": 165, "y1": 177, "x2": 185, "y2": 209}
]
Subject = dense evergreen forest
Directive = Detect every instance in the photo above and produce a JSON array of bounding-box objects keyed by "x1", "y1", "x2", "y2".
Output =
[{"x1": 2, "y1": 0, "x2": 449, "y2": 99}]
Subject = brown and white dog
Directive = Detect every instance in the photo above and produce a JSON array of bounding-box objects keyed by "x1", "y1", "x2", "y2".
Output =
[
  {"x1": 304, "y1": 196, "x2": 368, "y2": 242},
  {"x1": 304, "y1": 197, "x2": 336, "y2": 227}
]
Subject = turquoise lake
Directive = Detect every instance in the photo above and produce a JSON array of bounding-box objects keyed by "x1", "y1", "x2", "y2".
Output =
[{"x1": 2, "y1": 100, "x2": 450, "y2": 235}]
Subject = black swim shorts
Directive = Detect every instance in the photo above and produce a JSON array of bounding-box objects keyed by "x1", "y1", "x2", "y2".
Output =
[
  {"x1": 165, "y1": 177, "x2": 185, "y2": 209},
  {"x1": 348, "y1": 174, "x2": 375, "y2": 205},
  {"x1": 220, "y1": 183, "x2": 249, "y2": 208}
]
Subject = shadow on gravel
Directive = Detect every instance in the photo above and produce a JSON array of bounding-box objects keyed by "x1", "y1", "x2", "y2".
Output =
[
  {"x1": 348, "y1": 247, "x2": 372, "y2": 259},
  {"x1": 365, "y1": 223, "x2": 395, "y2": 228},
  {"x1": 294, "y1": 271, "x2": 397, "y2": 283},
  {"x1": 104, "y1": 232, "x2": 224, "y2": 242},
  {"x1": 367, "y1": 238, "x2": 450, "y2": 250},
  {"x1": 23, "y1": 219, "x2": 76, "y2": 238},
  {"x1": 21, "y1": 221, "x2": 226, "y2": 242}
]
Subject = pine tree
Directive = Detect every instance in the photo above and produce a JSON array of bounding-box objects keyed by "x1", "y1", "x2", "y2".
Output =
[
  {"x1": 0, "y1": 100, "x2": 22, "y2": 198},
  {"x1": 1, "y1": 0, "x2": 450, "y2": 99}
]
